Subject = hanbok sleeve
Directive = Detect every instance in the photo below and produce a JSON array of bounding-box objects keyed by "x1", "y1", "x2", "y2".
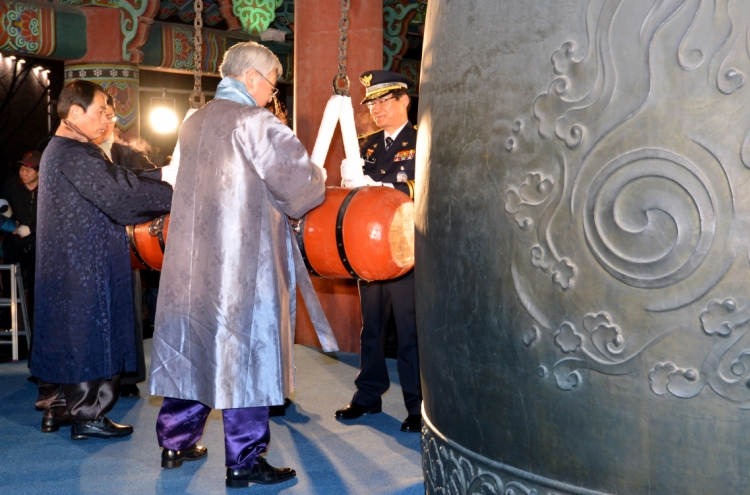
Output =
[
  {"x1": 114, "y1": 143, "x2": 157, "y2": 171},
  {"x1": 59, "y1": 144, "x2": 173, "y2": 226},
  {"x1": 244, "y1": 112, "x2": 326, "y2": 219}
]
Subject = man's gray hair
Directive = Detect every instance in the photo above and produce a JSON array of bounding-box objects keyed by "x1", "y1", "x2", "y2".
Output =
[{"x1": 220, "y1": 41, "x2": 283, "y2": 79}]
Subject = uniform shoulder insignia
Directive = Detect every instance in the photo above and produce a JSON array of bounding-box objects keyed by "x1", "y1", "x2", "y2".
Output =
[{"x1": 357, "y1": 129, "x2": 383, "y2": 140}]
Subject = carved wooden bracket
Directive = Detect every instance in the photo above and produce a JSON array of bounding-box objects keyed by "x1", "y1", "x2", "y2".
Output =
[{"x1": 55, "y1": 0, "x2": 159, "y2": 63}]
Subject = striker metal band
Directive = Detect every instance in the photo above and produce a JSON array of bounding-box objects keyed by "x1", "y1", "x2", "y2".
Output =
[
  {"x1": 126, "y1": 225, "x2": 148, "y2": 269},
  {"x1": 148, "y1": 215, "x2": 167, "y2": 253},
  {"x1": 293, "y1": 216, "x2": 321, "y2": 278},
  {"x1": 336, "y1": 187, "x2": 363, "y2": 280}
]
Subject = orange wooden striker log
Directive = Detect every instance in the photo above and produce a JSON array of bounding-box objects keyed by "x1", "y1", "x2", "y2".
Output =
[
  {"x1": 128, "y1": 186, "x2": 414, "y2": 281},
  {"x1": 294, "y1": 186, "x2": 414, "y2": 281},
  {"x1": 127, "y1": 215, "x2": 170, "y2": 271}
]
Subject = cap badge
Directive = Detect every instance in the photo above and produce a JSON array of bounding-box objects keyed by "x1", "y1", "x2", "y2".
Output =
[{"x1": 361, "y1": 74, "x2": 373, "y2": 87}]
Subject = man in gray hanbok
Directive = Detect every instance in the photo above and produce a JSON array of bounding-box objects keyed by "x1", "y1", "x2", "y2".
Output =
[{"x1": 148, "y1": 41, "x2": 337, "y2": 488}]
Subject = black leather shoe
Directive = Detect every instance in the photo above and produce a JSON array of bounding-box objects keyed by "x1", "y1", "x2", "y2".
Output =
[
  {"x1": 161, "y1": 444, "x2": 208, "y2": 468},
  {"x1": 400, "y1": 414, "x2": 422, "y2": 432},
  {"x1": 71, "y1": 417, "x2": 133, "y2": 440},
  {"x1": 269, "y1": 398, "x2": 292, "y2": 417},
  {"x1": 226, "y1": 457, "x2": 296, "y2": 487},
  {"x1": 119, "y1": 384, "x2": 140, "y2": 398},
  {"x1": 335, "y1": 401, "x2": 382, "y2": 420},
  {"x1": 41, "y1": 409, "x2": 73, "y2": 433}
]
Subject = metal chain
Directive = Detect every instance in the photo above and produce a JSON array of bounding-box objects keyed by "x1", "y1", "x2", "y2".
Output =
[
  {"x1": 189, "y1": 0, "x2": 205, "y2": 108},
  {"x1": 334, "y1": 0, "x2": 350, "y2": 96}
]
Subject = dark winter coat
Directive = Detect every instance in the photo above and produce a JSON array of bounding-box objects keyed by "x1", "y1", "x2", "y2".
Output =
[
  {"x1": 30, "y1": 136, "x2": 172, "y2": 384},
  {"x1": 359, "y1": 122, "x2": 417, "y2": 198}
]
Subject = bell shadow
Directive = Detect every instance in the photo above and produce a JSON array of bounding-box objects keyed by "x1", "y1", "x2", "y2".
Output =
[
  {"x1": 316, "y1": 349, "x2": 361, "y2": 369},
  {"x1": 154, "y1": 457, "x2": 213, "y2": 495},
  {"x1": 270, "y1": 401, "x2": 309, "y2": 425},
  {"x1": 276, "y1": 402, "x2": 419, "y2": 494}
]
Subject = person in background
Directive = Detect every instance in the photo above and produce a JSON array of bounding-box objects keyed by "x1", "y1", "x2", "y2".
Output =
[
  {"x1": 0, "y1": 151, "x2": 39, "y2": 332},
  {"x1": 31, "y1": 79, "x2": 173, "y2": 439},
  {"x1": 92, "y1": 95, "x2": 153, "y2": 399},
  {"x1": 335, "y1": 70, "x2": 422, "y2": 433},
  {"x1": 96, "y1": 95, "x2": 156, "y2": 171}
]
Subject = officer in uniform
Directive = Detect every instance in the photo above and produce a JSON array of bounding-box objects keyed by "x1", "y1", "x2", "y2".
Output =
[{"x1": 335, "y1": 70, "x2": 422, "y2": 432}]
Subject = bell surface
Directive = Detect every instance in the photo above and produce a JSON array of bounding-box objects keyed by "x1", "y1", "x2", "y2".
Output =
[{"x1": 417, "y1": 1, "x2": 750, "y2": 494}]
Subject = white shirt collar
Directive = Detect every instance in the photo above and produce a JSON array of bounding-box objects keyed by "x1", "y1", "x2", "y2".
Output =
[{"x1": 384, "y1": 121, "x2": 408, "y2": 142}]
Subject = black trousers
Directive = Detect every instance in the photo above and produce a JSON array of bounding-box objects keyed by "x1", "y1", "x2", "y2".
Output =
[
  {"x1": 36, "y1": 375, "x2": 121, "y2": 422},
  {"x1": 121, "y1": 270, "x2": 145, "y2": 385},
  {"x1": 353, "y1": 271, "x2": 422, "y2": 415}
]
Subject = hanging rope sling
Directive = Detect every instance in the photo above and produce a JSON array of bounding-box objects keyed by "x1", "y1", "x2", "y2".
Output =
[{"x1": 310, "y1": 0, "x2": 365, "y2": 185}]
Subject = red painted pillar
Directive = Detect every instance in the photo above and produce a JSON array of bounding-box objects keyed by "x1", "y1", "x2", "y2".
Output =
[
  {"x1": 294, "y1": 1, "x2": 383, "y2": 353},
  {"x1": 64, "y1": 7, "x2": 142, "y2": 141}
]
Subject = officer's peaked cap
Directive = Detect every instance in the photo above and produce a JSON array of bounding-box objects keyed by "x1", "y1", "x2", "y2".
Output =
[{"x1": 359, "y1": 70, "x2": 413, "y2": 104}]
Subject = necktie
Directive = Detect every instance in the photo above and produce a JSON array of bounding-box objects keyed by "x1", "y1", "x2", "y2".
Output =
[{"x1": 385, "y1": 137, "x2": 393, "y2": 149}]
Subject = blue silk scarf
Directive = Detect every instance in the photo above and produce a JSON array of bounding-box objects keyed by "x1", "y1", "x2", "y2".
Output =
[{"x1": 214, "y1": 76, "x2": 257, "y2": 107}]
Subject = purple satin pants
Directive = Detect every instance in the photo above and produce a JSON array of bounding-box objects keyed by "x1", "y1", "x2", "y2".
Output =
[{"x1": 156, "y1": 397, "x2": 270, "y2": 470}]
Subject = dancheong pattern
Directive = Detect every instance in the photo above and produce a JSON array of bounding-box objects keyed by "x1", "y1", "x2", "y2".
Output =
[
  {"x1": 0, "y1": 1, "x2": 56, "y2": 56},
  {"x1": 65, "y1": 64, "x2": 140, "y2": 132},
  {"x1": 161, "y1": 24, "x2": 225, "y2": 74}
]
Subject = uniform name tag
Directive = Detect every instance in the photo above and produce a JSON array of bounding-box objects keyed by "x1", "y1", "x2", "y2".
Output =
[{"x1": 394, "y1": 149, "x2": 415, "y2": 162}]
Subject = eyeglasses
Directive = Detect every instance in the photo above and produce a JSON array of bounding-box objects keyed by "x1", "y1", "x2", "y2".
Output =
[
  {"x1": 365, "y1": 95, "x2": 395, "y2": 109},
  {"x1": 257, "y1": 71, "x2": 279, "y2": 97}
]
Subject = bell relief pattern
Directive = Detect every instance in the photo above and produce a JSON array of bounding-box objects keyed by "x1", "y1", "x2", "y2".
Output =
[
  {"x1": 423, "y1": 419, "x2": 612, "y2": 495},
  {"x1": 504, "y1": 0, "x2": 750, "y2": 405}
]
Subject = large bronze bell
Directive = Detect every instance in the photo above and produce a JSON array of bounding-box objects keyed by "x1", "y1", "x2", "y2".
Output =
[{"x1": 417, "y1": 1, "x2": 750, "y2": 493}]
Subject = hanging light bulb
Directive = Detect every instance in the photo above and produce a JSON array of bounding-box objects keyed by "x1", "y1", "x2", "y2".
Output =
[{"x1": 150, "y1": 89, "x2": 178, "y2": 134}]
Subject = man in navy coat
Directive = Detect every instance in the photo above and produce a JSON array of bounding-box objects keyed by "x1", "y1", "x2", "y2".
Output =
[
  {"x1": 31, "y1": 80, "x2": 173, "y2": 439},
  {"x1": 335, "y1": 70, "x2": 422, "y2": 432}
]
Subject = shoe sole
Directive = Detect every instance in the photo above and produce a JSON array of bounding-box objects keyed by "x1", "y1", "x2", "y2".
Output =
[
  {"x1": 335, "y1": 405, "x2": 382, "y2": 420},
  {"x1": 71, "y1": 430, "x2": 133, "y2": 441},
  {"x1": 226, "y1": 473, "x2": 296, "y2": 488},
  {"x1": 162, "y1": 452, "x2": 208, "y2": 469},
  {"x1": 71, "y1": 433, "x2": 133, "y2": 440}
]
